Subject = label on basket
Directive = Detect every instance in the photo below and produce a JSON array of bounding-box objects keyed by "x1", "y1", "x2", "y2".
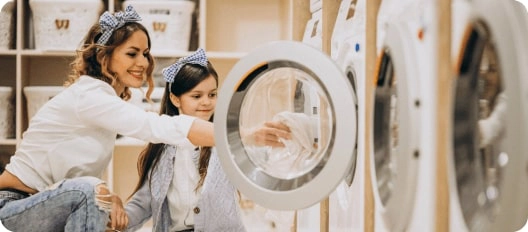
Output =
[
  {"x1": 125, "y1": 1, "x2": 196, "y2": 53},
  {"x1": 54, "y1": 19, "x2": 70, "y2": 30},
  {"x1": 149, "y1": 9, "x2": 170, "y2": 15},
  {"x1": 152, "y1": 22, "x2": 167, "y2": 32}
]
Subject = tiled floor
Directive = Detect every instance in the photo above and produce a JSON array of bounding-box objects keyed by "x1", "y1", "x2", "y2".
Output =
[{"x1": 239, "y1": 199, "x2": 295, "y2": 231}]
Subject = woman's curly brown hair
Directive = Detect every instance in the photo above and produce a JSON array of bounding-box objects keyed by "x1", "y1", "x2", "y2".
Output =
[{"x1": 65, "y1": 21, "x2": 156, "y2": 101}]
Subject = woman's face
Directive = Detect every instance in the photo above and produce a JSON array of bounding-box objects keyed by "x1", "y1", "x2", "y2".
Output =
[
  {"x1": 109, "y1": 30, "x2": 150, "y2": 95},
  {"x1": 171, "y1": 75, "x2": 217, "y2": 121}
]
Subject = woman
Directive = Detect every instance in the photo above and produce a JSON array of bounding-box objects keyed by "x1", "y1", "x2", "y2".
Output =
[{"x1": 0, "y1": 6, "x2": 213, "y2": 232}]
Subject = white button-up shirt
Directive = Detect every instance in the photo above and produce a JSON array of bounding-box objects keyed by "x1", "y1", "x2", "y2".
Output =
[{"x1": 6, "y1": 76, "x2": 195, "y2": 191}]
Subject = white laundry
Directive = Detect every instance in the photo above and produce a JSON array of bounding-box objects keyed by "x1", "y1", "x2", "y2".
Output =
[
  {"x1": 478, "y1": 92, "x2": 507, "y2": 148},
  {"x1": 266, "y1": 111, "x2": 317, "y2": 178}
]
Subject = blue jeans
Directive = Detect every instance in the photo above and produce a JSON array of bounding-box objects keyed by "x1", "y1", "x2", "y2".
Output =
[{"x1": 0, "y1": 176, "x2": 110, "y2": 232}]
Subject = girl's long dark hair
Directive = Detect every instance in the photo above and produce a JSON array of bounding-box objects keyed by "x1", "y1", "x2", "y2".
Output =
[{"x1": 131, "y1": 61, "x2": 218, "y2": 197}]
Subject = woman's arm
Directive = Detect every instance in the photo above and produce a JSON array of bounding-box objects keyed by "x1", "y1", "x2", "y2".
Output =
[
  {"x1": 75, "y1": 85, "x2": 201, "y2": 146},
  {"x1": 187, "y1": 118, "x2": 215, "y2": 147}
]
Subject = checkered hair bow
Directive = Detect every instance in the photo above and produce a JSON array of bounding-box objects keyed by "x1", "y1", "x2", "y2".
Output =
[
  {"x1": 162, "y1": 48, "x2": 209, "y2": 83},
  {"x1": 96, "y1": 5, "x2": 142, "y2": 45}
]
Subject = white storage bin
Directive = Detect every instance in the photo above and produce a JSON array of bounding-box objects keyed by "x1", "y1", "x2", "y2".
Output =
[
  {"x1": 0, "y1": 0, "x2": 15, "y2": 50},
  {"x1": 129, "y1": 87, "x2": 165, "y2": 112},
  {"x1": 24, "y1": 86, "x2": 65, "y2": 120},
  {"x1": 29, "y1": 0, "x2": 103, "y2": 51},
  {"x1": 123, "y1": 0, "x2": 196, "y2": 53},
  {"x1": 0, "y1": 86, "x2": 15, "y2": 139}
]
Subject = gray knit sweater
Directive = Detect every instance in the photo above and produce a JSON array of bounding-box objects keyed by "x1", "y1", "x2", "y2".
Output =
[{"x1": 125, "y1": 146, "x2": 246, "y2": 232}]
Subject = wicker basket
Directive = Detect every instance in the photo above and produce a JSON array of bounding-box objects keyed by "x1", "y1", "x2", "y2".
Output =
[
  {"x1": 29, "y1": 0, "x2": 103, "y2": 51},
  {"x1": 0, "y1": 87, "x2": 15, "y2": 139},
  {"x1": 24, "y1": 86, "x2": 65, "y2": 120},
  {"x1": 123, "y1": 0, "x2": 196, "y2": 53},
  {"x1": 0, "y1": 1, "x2": 15, "y2": 50}
]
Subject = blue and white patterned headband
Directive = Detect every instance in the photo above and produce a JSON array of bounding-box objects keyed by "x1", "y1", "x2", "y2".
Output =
[
  {"x1": 162, "y1": 48, "x2": 209, "y2": 83},
  {"x1": 96, "y1": 5, "x2": 142, "y2": 45}
]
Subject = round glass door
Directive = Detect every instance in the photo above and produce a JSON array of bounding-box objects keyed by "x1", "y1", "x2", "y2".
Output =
[
  {"x1": 238, "y1": 64, "x2": 332, "y2": 182},
  {"x1": 342, "y1": 63, "x2": 359, "y2": 186},
  {"x1": 453, "y1": 20, "x2": 506, "y2": 231},
  {"x1": 450, "y1": 1, "x2": 528, "y2": 230},
  {"x1": 371, "y1": 22, "x2": 422, "y2": 230},
  {"x1": 215, "y1": 41, "x2": 358, "y2": 210},
  {"x1": 373, "y1": 49, "x2": 398, "y2": 206}
]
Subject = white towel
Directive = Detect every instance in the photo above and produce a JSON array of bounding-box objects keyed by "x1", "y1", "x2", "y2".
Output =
[
  {"x1": 478, "y1": 92, "x2": 507, "y2": 148},
  {"x1": 265, "y1": 111, "x2": 317, "y2": 178}
]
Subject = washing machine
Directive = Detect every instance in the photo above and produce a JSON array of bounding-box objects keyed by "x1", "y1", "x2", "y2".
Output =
[
  {"x1": 449, "y1": 0, "x2": 528, "y2": 231},
  {"x1": 330, "y1": 0, "x2": 361, "y2": 60},
  {"x1": 302, "y1": 8, "x2": 323, "y2": 51},
  {"x1": 371, "y1": 0, "x2": 438, "y2": 231},
  {"x1": 294, "y1": 9, "x2": 327, "y2": 231},
  {"x1": 328, "y1": 0, "x2": 366, "y2": 231},
  {"x1": 214, "y1": 40, "x2": 358, "y2": 221},
  {"x1": 376, "y1": 0, "x2": 411, "y2": 53}
]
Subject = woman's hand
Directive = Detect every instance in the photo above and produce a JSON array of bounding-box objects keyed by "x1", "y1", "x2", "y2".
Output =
[
  {"x1": 105, "y1": 194, "x2": 129, "y2": 232},
  {"x1": 243, "y1": 121, "x2": 292, "y2": 147}
]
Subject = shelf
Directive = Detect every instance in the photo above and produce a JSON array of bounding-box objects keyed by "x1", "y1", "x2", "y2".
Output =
[
  {"x1": 20, "y1": 50, "x2": 76, "y2": 57},
  {"x1": 208, "y1": 51, "x2": 247, "y2": 59},
  {"x1": 0, "y1": 50, "x2": 17, "y2": 56},
  {"x1": 148, "y1": 51, "x2": 246, "y2": 59},
  {"x1": 115, "y1": 136, "x2": 147, "y2": 147},
  {"x1": 0, "y1": 139, "x2": 17, "y2": 146},
  {"x1": 13, "y1": 50, "x2": 247, "y2": 60}
]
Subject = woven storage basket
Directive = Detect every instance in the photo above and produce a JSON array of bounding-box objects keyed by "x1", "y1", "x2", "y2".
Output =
[
  {"x1": 0, "y1": 1, "x2": 15, "y2": 50},
  {"x1": 24, "y1": 86, "x2": 65, "y2": 121},
  {"x1": 0, "y1": 87, "x2": 15, "y2": 139},
  {"x1": 123, "y1": 0, "x2": 195, "y2": 53},
  {"x1": 29, "y1": 0, "x2": 103, "y2": 50}
]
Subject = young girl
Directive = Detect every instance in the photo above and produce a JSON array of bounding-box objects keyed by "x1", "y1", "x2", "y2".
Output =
[
  {"x1": 124, "y1": 49, "x2": 291, "y2": 232},
  {"x1": 0, "y1": 6, "x2": 213, "y2": 232}
]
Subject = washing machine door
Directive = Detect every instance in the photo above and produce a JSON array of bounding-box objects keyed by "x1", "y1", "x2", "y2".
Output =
[
  {"x1": 214, "y1": 41, "x2": 358, "y2": 210},
  {"x1": 451, "y1": 0, "x2": 528, "y2": 230},
  {"x1": 371, "y1": 21, "x2": 422, "y2": 230}
]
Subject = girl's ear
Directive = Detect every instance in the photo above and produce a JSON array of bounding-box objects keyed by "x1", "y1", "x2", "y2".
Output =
[{"x1": 169, "y1": 93, "x2": 181, "y2": 108}]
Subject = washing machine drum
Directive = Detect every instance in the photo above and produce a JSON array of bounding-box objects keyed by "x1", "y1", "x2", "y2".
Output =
[
  {"x1": 214, "y1": 41, "x2": 358, "y2": 210},
  {"x1": 452, "y1": 0, "x2": 528, "y2": 230}
]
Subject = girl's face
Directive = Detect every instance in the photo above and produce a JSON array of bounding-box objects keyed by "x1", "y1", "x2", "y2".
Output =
[
  {"x1": 171, "y1": 75, "x2": 217, "y2": 121},
  {"x1": 109, "y1": 30, "x2": 150, "y2": 95}
]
